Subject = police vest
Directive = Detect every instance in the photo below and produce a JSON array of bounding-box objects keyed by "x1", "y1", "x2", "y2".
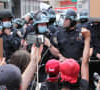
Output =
[{"x1": 56, "y1": 29, "x2": 84, "y2": 60}]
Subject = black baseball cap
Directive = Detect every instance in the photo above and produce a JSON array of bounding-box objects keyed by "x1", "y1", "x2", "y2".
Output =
[{"x1": 0, "y1": 64, "x2": 22, "y2": 89}]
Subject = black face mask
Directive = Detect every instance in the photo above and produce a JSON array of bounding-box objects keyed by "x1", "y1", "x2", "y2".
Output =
[
  {"x1": 70, "y1": 20, "x2": 76, "y2": 27},
  {"x1": 80, "y1": 18, "x2": 88, "y2": 23},
  {"x1": 65, "y1": 27, "x2": 71, "y2": 31},
  {"x1": 17, "y1": 24, "x2": 22, "y2": 29},
  {"x1": 49, "y1": 18, "x2": 56, "y2": 24}
]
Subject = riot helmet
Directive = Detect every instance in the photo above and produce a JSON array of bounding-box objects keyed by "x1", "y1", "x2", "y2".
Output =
[
  {"x1": 48, "y1": 9, "x2": 56, "y2": 24},
  {"x1": 79, "y1": 10, "x2": 89, "y2": 23},
  {"x1": 13, "y1": 18, "x2": 23, "y2": 29},
  {"x1": 64, "y1": 9, "x2": 77, "y2": 28},
  {"x1": 34, "y1": 11, "x2": 49, "y2": 34}
]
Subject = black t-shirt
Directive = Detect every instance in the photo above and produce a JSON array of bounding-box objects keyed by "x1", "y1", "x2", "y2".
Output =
[
  {"x1": 79, "y1": 79, "x2": 89, "y2": 90},
  {"x1": 59, "y1": 79, "x2": 89, "y2": 90},
  {"x1": 40, "y1": 82, "x2": 59, "y2": 90},
  {"x1": 40, "y1": 79, "x2": 89, "y2": 90}
]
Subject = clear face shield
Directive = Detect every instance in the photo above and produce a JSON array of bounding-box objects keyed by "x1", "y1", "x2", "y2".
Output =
[{"x1": 57, "y1": 14, "x2": 66, "y2": 27}]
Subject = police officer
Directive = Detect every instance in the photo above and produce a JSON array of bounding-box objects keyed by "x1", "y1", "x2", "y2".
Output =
[
  {"x1": 21, "y1": 12, "x2": 35, "y2": 45},
  {"x1": 77, "y1": 10, "x2": 92, "y2": 32},
  {"x1": 22, "y1": 12, "x2": 34, "y2": 25},
  {"x1": 45, "y1": 9, "x2": 90, "y2": 81},
  {"x1": 79, "y1": 10, "x2": 89, "y2": 23},
  {"x1": 76, "y1": 10, "x2": 93, "y2": 57},
  {"x1": 0, "y1": 11, "x2": 20, "y2": 61},
  {"x1": 90, "y1": 21, "x2": 100, "y2": 59},
  {"x1": 12, "y1": 18, "x2": 24, "y2": 39},
  {"x1": 13, "y1": 18, "x2": 23, "y2": 29},
  {"x1": 47, "y1": 9, "x2": 58, "y2": 34},
  {"x1": 23, "y1": 11, "x2": 51, "y2": 43}
]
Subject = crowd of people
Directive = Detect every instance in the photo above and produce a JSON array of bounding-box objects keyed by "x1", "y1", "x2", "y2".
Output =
[{"x1": 0, "y1": 7, "x2": 100, "y2": 90}]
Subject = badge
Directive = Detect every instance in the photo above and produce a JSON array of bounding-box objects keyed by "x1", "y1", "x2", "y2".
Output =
[
  {"x1": 77, "y1": 33, "x2": 82, "y2": 40},
  {"x1": 53, "y1": 36, "x2": 58, "y2": 45}
]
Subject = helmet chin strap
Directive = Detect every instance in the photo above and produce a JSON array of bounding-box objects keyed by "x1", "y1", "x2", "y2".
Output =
[
  {"x1": 65, "y1": 27, "x2": 71, "y2": 31},
  {"x1": 65, "y1": 25, "x2": 75, "y2": 32}
]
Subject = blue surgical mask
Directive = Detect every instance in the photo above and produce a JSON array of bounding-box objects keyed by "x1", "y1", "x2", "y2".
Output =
[
  {"x1": 0, "y1": 26, "x2": 3, "y2": 30},
  {"x1": 38, "y1": 26, "x2": 47, "y2": 33},
  {"x1": 3, "y1": 21, "x2": 12, "y2": 28}
]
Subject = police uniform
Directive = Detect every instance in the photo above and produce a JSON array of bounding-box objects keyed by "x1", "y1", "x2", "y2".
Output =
[
  {"x1": 2, "y1": 33, "x2": 20, "y2": 61},
  {"x1": 23, "y1": 24, "x2": 34, "y2": 39},
  {"x1": 48, "y1": 24, "x2": 58, "y2": 35},
  {"x1": 51, "y1": 9, "x2": 85, "y2": 61},
  {"x1": 52, "y1": 28, "x2": 84, "y2": 61},
  {"x1": 76, "y1": 21, "x2": 92, "y2": 32},
  {"x1": 90, "y1": 22, "x2": 100, "y2": 56}
]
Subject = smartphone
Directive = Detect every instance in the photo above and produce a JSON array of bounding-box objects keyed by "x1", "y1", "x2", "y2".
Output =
[{"x1": 26, "y1": 33, "x2": 44, "y2": 45}]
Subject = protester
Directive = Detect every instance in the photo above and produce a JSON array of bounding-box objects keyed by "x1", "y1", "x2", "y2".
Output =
[
  {"x1": 0, "y1": 64, "x2": 21, "y2": 90},
  {"x1": 21, "y1": 44, "x2": 43, "y2": 90},
  {"x1": 9, "y1": 50, "x2": 31, "y2": 73},
  {"x1": 0, "y1": 8, "x2": 100, "y2": 90},
  {"x1": 59, "y1": 58, "x2": 89, "y2": 90},
  {"x1": 40, "y1": 59, "x2": 60, "y2": 90}
]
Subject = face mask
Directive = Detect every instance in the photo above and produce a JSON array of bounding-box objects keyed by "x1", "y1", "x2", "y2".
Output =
[
  {"x1": 3, "y1": 21, "x2": 12, "y2": 28},
  {"x1": 0, "y1": 26, "x2": 3, "y2": 30},
  {"x1": 49, "y1": 18, "x2": 56, "y2": 24},
  {"x1": 38, "y1": 26, "x2": 47, "y2": 33},
  {"x1": 80, "y1": 18, "x2": 88, "y2": 23}
]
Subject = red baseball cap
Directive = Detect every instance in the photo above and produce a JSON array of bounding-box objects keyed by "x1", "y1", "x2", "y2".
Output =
[
  {"x1": 45, "y1": 59, "x2": 60, "y2": 75},
  {"x1": 60, "y1": 58, "x2": 80, "y2": 84}
]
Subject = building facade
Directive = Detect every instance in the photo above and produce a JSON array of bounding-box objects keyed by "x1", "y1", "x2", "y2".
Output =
[
  {"x1": 0, "y1": 0, "x2": 77, "y2": 17},
  {"x1": 50, "y1": 0, "x2": 77, "y2": 8},
  {"x1": 20, "y1": 0, "x2": 40, "y2": 17},
  {"x1": 15, "y1": 0, "x2": 50, "y2": 17},
  {"x1": 0, "y1": 0, "x2": 12, "y2": 11},
  {"x1": 77, "y1": 0, "x2": 89, "y2": 14}
]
